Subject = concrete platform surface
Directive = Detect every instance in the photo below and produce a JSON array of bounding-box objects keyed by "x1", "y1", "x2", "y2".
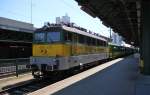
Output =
[
  {"x1": 29, "y1": 58, "x2": 124, "y2": 95},
  {"x1": 29, "y1": 55, "x2": 150, "y2": 95},
  {"x1": 136, "y1": 75, "x2": 150, "y2": 95},
  {"x1": 53, "y1": 56, "x2": 139, "y2": 95},
  {"x1": 0, "y1": 73, "x2": 33, "y2": 91}
]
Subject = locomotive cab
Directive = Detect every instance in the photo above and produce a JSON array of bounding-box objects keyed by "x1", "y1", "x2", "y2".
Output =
[{"x1": 30, "y1": 27, "x2": 64, "y2": 77}]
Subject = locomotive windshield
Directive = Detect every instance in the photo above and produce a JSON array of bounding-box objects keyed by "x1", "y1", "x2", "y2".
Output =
[
  {"x1": 47, "y1": 32, "x2": 60, "y2": 42},
  {"x1": 34, "y1": 31, "x2": 61, "y2": 43},
  {"x1": 34, "y1": 32, "x2": 45, "y2": 43}
]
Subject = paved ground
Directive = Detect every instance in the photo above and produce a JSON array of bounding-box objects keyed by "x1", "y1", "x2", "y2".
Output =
[
  {"x1": 3, "y1": 54, "x2": 150, "y2": 95},
  {"x1": 53, "y1": 56, "x2": 139, "y2": 95},
  {"x1": 29, "y1": 58, "x2": 124, "y2": 95},
  {"x1": 136, "y1": 75, "x2": 150, "y2": 95},
  {"x1": 0, "y1": 73, "x2": 33, "y2": 91}
]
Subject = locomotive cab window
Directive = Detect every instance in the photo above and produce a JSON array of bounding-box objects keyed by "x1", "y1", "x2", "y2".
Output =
[
  {"x1": 64, "y1": 31, "x2": 72, "y2": 42},
  {"x1": 47, "y1": 32, "x2": 61, "y2": 43},
  {"x1": 34, "y1": 32, "x2": 45, "y2": 43}
]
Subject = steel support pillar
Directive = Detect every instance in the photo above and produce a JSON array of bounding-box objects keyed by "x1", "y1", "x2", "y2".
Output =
[{"x1": 141, "y1": 1, "x2": 150, "y2": 75}]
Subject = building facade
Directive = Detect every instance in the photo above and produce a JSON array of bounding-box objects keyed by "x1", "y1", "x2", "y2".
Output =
[{"x1": 0, "y1": 17, "x2": 34, "y2": 59}]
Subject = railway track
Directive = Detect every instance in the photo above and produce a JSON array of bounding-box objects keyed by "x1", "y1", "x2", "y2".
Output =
[
  {"x1": 0, "y1": 59, "x2": 110, "y2": 95},
  {"x1": 0, "y1": 71, "x2": 75, "y2": 95},
  {"x1": 0, "y1": 78, "x2": 57, "y2": 95}
]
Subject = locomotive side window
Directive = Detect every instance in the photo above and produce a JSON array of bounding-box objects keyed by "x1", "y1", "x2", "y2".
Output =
[
  {"x1": 47, "y1": 32, "x2": 60, "y2": 42},
  {"x1": 102, "y1": 41, "x2": 105, "y2": 46},
  {"x1": 87, "y1": 37, "x2": 91, "y2": 45},
  {"x1": 68, "y1": 32, "x2": 73, "y2": 42},
  {"x1": 92, "y1": 38, "x2": 96, "y2": 46},
  {"x1": 97, "y1": 40, "x2": 102, "y2": 46},
  {"x1": 64, "y1": 31, "x2": 72, "y2": 42},
  {"x1": 95, "y1": 39, "x2": 98, "y2": 46},
  {"x1": 34, "y1": 32, "x2": 45, "y2": 43},
  {"x1": 79, "y1": 34, "x2": 85, "y2": 44}
]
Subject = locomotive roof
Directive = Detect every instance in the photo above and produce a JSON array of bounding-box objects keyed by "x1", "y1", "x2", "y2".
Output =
[
  {"x1": 62, "y1": 25, "x2": 107, "y2": 42},
  {"x1": 36, "y1": 24, "x2": 107, "y2": 42}
]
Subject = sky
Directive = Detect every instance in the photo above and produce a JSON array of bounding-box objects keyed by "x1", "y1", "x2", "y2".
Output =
[{"x1": 0, "y1": 0, "x2": 111, "y2": 37}]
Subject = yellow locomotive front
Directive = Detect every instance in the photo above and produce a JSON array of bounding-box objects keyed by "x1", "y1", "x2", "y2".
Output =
[
  {"x1": 30, "y1": 26, "x2": 68, "y2": 77},
  {"x1": 32, "y1": 32, "x2": 71, "y2": 57}
]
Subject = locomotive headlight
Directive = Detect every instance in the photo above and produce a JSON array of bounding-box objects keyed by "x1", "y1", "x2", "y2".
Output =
[
  {"x1": 80, "y1": 63, "x2": 83, "y2": 66},
  {"x1": 53, "y1": 58, "x2": 56, "y2": 62}
]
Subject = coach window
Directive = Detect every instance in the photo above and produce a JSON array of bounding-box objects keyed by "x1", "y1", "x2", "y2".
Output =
[{"x1": 113, "y1": 46, "x2": 117, "y2": 51}]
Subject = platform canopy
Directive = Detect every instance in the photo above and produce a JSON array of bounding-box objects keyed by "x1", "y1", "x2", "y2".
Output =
[{"x1": 75, "y1": 0, "x2": 141, "y2": 46}]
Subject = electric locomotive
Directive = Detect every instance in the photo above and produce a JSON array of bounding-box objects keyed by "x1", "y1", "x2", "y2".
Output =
[{"x1": 30, "y1": 23, "x2": 109, "y2": 78}]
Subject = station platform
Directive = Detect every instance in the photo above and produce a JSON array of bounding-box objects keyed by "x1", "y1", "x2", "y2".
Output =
[
  {"x1": 29, "y1": 54, "x2": 150, "y2": 95},
  {"x1": 0, "y1": 73, "x2": 33, "y2": 91},
  {"x1": 52, "y1": 55, "x2": 139, "y2": 95}
]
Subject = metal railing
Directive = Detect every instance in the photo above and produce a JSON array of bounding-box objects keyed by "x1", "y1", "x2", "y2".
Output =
[{"x1": 0, "y1": 58, "x2": 31, "y2": 78}]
